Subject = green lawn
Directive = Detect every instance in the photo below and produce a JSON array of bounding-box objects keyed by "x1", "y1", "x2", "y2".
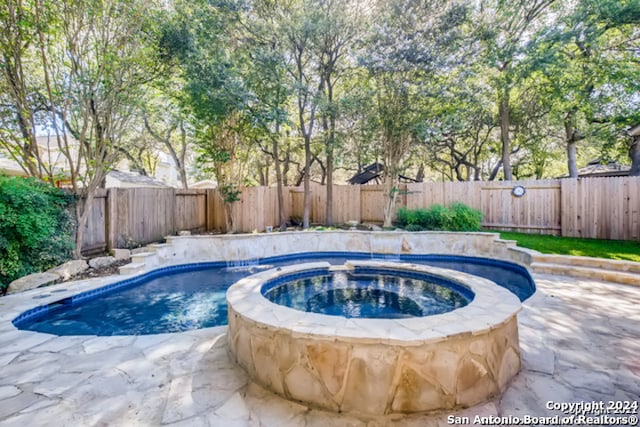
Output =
[{"x1": 493, "y1": 231, "x2": 640, "y2": 263}]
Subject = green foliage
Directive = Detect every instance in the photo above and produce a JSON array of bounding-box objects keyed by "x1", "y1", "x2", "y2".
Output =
[
  {"x1": 448, "y1": 202, "x2": 483, "y2": 231},
  {"x1": 219, "y1": 184, "x2": 241, "y2": 204},
  {"x1": 404, "y1": 224, "x2": 425, "y2": 232},
  {"x1": 0, "y1": 176, "x2": 74, "y2": 290},
  {"x1": 396, "y1": 202, "x2": 483, "y2": 232}
]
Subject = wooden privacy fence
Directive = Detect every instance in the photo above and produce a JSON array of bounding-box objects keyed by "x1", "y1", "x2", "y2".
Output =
[
  {"x1": 82, "y1": 188, "x2": 217, "y2": 255},
  {"x1": 81, "y1": 176, "x2": 640, "y2": 253}
]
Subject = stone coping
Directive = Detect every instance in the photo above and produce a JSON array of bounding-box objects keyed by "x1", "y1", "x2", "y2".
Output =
[
  {"x1": 227, "y1": 260, "x2": 522, "y2": 346},
  {"x1": 4, "y1": 274, "x2": 136, "y2": 331},
  {"x1": 168, "y1": 230, "x2": 504, "y2": 240}
]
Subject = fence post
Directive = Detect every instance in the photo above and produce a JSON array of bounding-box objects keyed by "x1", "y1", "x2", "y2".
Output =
[
  {"x1": 204, "y1": 189, "x2": 209, "y2": 231},
  {"x1": 106, "y1": 188, "x2": 117, "y2": 251},
  {"x1": 171, "y1": 188, "x2": 177, "y2": 236}
]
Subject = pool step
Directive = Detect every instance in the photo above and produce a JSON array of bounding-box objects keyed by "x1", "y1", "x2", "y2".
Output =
[
  {"x1": 532, "y1": 254, "x2": 640, "y2": 274},
  {"x1": 530, "y1": 262, "x2": 640, "y2": 286},
  {"x1": 147, "y1": 243, "x2": 172, "y2": 252},
  {"x1": 130, "y1": 252, "x2": 159, "y2": 268},
  {"x1": 119, "y1": 262, "x2": 146, "y2": 276}
]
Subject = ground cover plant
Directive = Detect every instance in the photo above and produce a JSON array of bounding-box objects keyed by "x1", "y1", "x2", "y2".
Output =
[
  {"x1": 495, "y1": 231, "x2": 640, "y2": 262},
  {"x1": 0, "y1": 176, "x2": 75, "y2": 291},
  {"x1": 396, "y1": 203, "x2": 483, "y2": 232}
]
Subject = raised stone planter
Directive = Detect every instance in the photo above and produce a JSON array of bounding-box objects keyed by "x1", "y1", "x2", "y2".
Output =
[{"x1": 227, "y1": 261, "x2": 522, "y2": 416}]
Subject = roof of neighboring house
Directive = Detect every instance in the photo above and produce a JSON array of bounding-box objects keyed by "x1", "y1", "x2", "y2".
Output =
[
  {"x1": 190, "y1": 179, "x2": 218, "y2": 188},
  {"x1": 105, "y1": 170, "x2": 169, "y2": 187},
  {"x1": 561, "y1": 160, "x2": 631, "y2": 178},
  {"x1": 348, "y1": 163, "x2": 384, "y2": 184},
  {"x1": 347, "y1": 163, "x2": 422, "y2": 185}
]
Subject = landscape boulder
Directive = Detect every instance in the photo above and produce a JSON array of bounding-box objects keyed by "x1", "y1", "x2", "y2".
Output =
[
  {"x1": 47, "y1": 259, "x2": 89, "y2": 280},
  {"x1": 7, "y1": 272, "x2": 59, "y2": 295},
  {"x1": 89, "y1": 256, "x2": 117, "y2": 269}
]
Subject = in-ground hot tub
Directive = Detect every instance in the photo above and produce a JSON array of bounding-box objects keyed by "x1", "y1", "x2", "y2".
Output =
[{"x1": 227, "y1": 260, "x2": 522, "y2": 416}]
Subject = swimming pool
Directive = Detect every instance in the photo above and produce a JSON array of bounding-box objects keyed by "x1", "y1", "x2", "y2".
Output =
[{"x1": 13, "y1": 252, "x2": 535, "y2": 336}]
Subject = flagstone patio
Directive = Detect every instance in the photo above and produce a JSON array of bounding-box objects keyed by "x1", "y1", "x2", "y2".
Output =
[{"x1": 0, "y1": 273, "x2": 638, "y2": 426}]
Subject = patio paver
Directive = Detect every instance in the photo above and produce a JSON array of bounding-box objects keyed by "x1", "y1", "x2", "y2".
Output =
[{"x1": 0, "y1": 273, "x2": 638, "y2": 426}]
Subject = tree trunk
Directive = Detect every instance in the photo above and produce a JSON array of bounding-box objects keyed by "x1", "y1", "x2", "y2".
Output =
[
  {"x1": 630, "y1": 136, "x2": 640, "y2": 176},
  {"x1": 303, "y1": 134, "x2": 311, "y2": 229},
  {"x1": 178, "y1": 123, "x2": 189, "y2": 189},
  {"x1": 74, "y1": 197, "x2": 89, "y2": 259},
  {"x1": 488, "y1": 160, "x2": 503, "y2": 181},
  {"x1": 564, "y1": 110, "x2": 579, "y2": 178},
  {"x1": 382, "y1": 170, "x2": 397, "y2": 228},
  {"x1": 282, "y1": 149, "x2": 290, "y2": 186},
  {"x1": 324, "y1": 108, "x2": 336, "y2": 226},
  {"x1": 179, "y1": 169, "x2": 189, "y2": 189},
  {"x1": 567, "y1": 142, "x2": 578, "y2": 178},
  {"x1": 272, "y1": 125, "x2": 287, "y2": 230},
  {"x1": 326, "y1": 145, "x2": 334, "y2": 226},
  {"x1": 222, "y1": 198, "x2": 235, "y2": 233},
  {"x1": 499, "y1": 90, "x2": 512, "y2": 181},
  {"x1": 324, "y1": 79, "x2": 336, "y2": 226}
]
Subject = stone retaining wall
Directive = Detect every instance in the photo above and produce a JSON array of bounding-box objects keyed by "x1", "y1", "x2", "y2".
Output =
[{"x1": 149, "y1": 231, "x2": 528, "y2": 268}]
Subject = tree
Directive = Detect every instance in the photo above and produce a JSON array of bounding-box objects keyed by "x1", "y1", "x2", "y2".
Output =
[
  {"x1": 196, "y1": 114, "x2": 249, "y2": 232},
  {"x1": 240, "y1": 0, "x2": 294, "y2": 230},
  {"x1": 0, "y1": 0, "x2": 49, "y2": 178},
  {"x1": 1, "y1": 0, "x2": 162, "y2": 257},
  {"x1": 312, "y1": 0, "x2": 361, "y2": 225},
  {"x1": 160, "y1": 0, "x2": 254, "y2": 231},
  {"x1": 362, "y1": 0, "x2": 469, "y2": 226},
  {"x1": 536, "y1": 0, "x2": 640, "y2": 176},
  {"x1": 279, "y1": 0, "x2": 324, "y2": 229},
  {"x1": 477, "y1": 0, "x2": 556, "y2": 180},
  {"x1": 417, "y1": 67, "x2": 499, "y2": 181},
  {"x1": 141, "y1": 88, "x2": 194, "y2": 189}
]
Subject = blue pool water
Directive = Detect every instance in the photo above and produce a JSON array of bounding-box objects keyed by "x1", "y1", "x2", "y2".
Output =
[
  {"x1": 263, "y1": 270, "x2": 472, "y2": 318},
  {"x1": 14, "y1": 252, "x2": 535, "y2": 336}
]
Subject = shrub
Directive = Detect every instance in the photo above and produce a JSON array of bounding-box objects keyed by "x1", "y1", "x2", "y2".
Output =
[
  {"x1": 404, "y1": 224, "x2": 425, "y2": 232},
  {"x1": 423, "y1": 204, "x2": 453, "y2": 230},
  {"x1": 396, "y1": 207, "x2": 412, "y2": 227},
  {"x1": 0, "y1": 176, "x2": 75, "y2": 291},
  {"x1": 448, "y1": 202, "x2": 483, "y2": 231},
  {"x1": 397, "y1": 202, "x2": 483, "y2": 232},
  {"x1": 396, "y1": 207, "x2": 430, "y2": 227}
]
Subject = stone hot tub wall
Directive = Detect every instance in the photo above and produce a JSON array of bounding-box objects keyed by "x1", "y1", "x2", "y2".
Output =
[{"x1": 227, "y1": 261, "x2": 522, "y2": 417}]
